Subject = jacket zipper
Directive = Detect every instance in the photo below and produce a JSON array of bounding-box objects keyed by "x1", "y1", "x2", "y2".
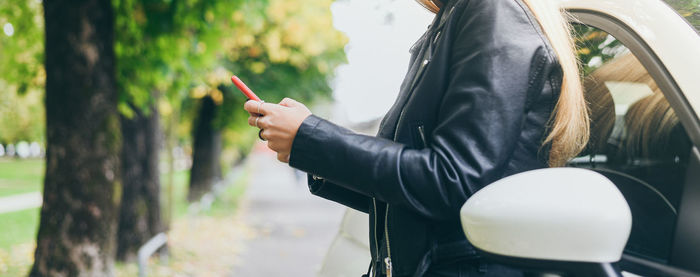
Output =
[
  {"x1": 384, "y1": 204, "x2": 393, "y2": 277},
  {"x1": 418, "y1": 125, "x2": 428, "y2": 148},
  {"x1": 381, "y1": 52, "x2": 430, "y2": 277},
  {"x1": 375, "y1": 5, "x2": 456, "y2": 276},
  {"x1": 383, "y1": 95, "x2": 414, "y2": 277},
  {"x1": 393, "y1": 58, "x2": 428, "y2": 145},
  {"x1": 372, "y1": 199, "x2": 380, "y2": 277},
  {"x1": 379, "y1": 6, "x2": 449, "y2": 274}
]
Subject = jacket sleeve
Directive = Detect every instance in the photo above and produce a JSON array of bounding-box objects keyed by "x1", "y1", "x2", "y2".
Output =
[
  {"x1": 289, "y1": 0, "x2": 558, "y2": 221},
  {"x1": 306, "y1": 174, "x2": 370, "y2": 214}
]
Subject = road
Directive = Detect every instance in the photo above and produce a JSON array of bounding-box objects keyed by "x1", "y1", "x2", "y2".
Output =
[{"x1": 229, "y1": 144, "x2": 345, "y2": 276}]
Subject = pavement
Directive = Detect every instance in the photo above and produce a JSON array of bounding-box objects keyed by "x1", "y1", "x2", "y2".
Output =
[
  {"x1": 229, "y1": 143, "x2": 345, "y2": 277},
  {"x1": 0, "y1": 192, "x2": 41, "y2": 214}
]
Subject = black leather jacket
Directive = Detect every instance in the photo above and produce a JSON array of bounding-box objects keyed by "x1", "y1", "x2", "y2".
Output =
[{"x1": 289, "y1": 0, "x2": 563, "y2": 276}]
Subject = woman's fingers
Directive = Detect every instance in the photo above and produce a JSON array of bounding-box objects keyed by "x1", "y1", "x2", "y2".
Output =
[
  {"x1": 243, "y1": 100, "x2": 259, "y2": 114},
  {"x1": 247, "y1": 115, "x2": 269, "y2": 129},
  {"x1": 277, "y1": 152, "x2": 290, "y2": 163},
  {"x1": 243, "y1": 98, "x2": 309, "y2": 163},
  {"x1": 247, "y1": 116, "x2": 256, "y2": 127},
  {"x1": 243, "y1": 100, "x2": 276, "y2": 116},
  {"x1": 265, "y1": 134, "x2": 291, "y2": 152},
  {"x1": 279, "y1": 97, "x2": 300, "y2": 107}
]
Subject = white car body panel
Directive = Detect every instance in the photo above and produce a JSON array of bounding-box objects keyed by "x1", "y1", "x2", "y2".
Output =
[{"x1": 318, "y1": 209, "x2": 370, "y2": 277}]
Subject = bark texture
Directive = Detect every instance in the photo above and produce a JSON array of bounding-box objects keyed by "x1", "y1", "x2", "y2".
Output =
[
  {"x1": 116, "y1": 106, "x2": 163, "y2": 262},
  {"x1": 187, "y1": 96, "x2": 222, "y2": 202},
  {"x1": 31, "y1": 0, "x2": 120, "y2": 276}
]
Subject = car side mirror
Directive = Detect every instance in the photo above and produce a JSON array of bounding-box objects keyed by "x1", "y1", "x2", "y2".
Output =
[{"x1": 460, "y1": 168, "x2": 632, "y2": 277}]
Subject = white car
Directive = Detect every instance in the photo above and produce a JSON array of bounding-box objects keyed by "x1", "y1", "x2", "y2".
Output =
[{"x1": 319, "y1": 0, "x2": 700, "y2": 276}]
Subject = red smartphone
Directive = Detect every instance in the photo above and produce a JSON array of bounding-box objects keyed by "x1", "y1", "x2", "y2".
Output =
[{"x1": 231, "y1": 75, "x2": 262, "y2": 102}]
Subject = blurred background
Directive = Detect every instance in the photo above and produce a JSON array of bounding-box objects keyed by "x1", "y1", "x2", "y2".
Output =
[
  {"x1": 2, "y1": 0, "x2": 700, "y2": 276},
  {"x1": 0, "y1": 0, "x2": 431, "y2": 276}
]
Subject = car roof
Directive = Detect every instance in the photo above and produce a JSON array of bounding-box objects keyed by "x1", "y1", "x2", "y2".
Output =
[{"x1": 559, "y1": 0, "x2": 700, "y2": 121}]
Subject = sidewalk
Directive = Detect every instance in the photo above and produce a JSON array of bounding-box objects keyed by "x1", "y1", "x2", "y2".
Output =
[
  {"x1": 229, "y1": 144, "x2": 345, "y2": 276},
  {"x1": 0, "y1": 192, "x2": 41, "y2": 214}
]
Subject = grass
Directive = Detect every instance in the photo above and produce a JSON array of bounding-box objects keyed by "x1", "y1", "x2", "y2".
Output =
[
  {"x1": 0, "y1": 208, "x2": 40, "y2": 251},
  {"x1": 0, "y1": 159, "x2": 43, "y2": 197},
  {"x1": 0, "y1": 242, "x2": 34, "y2": 276},
  {"x1": 205, "y1": 170, "x2": 249, "y2": 217},
  {"x1": 163, "y1": 167, "x2": 250, "y2": 219},
  {"x1": 114, "y1": 167, "x2": 250, "y2": 277},
  {"x1": 0, "y1": 161, "x2": 192, "y2": 251},
  {"x1": 0, "y1": 158, "x2": 250, "y2": 277},
  {"x1": 0, "y1": 159, "x2": 43, "y2": 276},
  {"x1": 164, "y1": 169, "x2": 192, "y2": 220},
  {"x1": 0, "y1": 209, "x2": 40, "y2": 277}
]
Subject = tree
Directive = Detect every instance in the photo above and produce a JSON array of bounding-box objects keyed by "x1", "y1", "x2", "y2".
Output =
[
  {"x1": 188, "y1": 95, "x2": 223, "y2": 201},
  {"x1": 3, "y1": 0, "x2": 347, "y2": 271},
  {"x1": 31, "y1": 0, "x2": 121, "y2": 275},
  {"x1": 186, "y1": 0, "x2": 348, "y2": 200},
  {"x1": 112, "y1": 0, "x2": 243, "y2": 258},
  {"x1": 116, "y1": 105, "x2": 163, "y2": 262}
]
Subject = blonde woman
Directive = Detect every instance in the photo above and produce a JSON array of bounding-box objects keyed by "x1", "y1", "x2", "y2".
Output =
[{"x1": 243, "y1": 0, "x2": 589, "y2": 276}]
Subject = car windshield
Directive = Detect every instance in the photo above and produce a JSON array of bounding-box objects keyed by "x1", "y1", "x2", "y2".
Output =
[{"x1": 663, "y1": 0, "x2": 700, "y2": 35}]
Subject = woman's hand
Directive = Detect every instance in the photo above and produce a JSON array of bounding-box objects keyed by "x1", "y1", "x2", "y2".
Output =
[{"x1": 244, "y1": 98, "x2": 312, "y2": 163}]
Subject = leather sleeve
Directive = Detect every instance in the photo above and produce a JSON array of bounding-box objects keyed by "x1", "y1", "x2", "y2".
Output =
[
  {"x1": 290, "y1": 0, "x2": 558, "y2": 221},
  {"x1": 306, "y1": 174, "x2": 370, "y2": 214}
]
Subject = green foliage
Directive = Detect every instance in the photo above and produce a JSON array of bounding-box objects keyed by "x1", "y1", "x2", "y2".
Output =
[
  {"x1": 572, "y1": 23, "x2": 627, "y2": 76},
  {"x1": 221, "y1": 0, "x2": 348, "y2": 104},
  {"x1": 113, "y1": 0, "x2": 243, "y2": 115},
  {"x1": 173, "y1": 0, "x2": 348, "y2": 153},
  {"x1": 212, "y1": 0, "x2": 347, "y2": 148},
  {"x1": 0, "y1": 0, "x2": 44, "y2": 96},
  {"x1": 0, "y1": 1, "x2": 45, "y2": 143},
  {"x1": 0, "y1": 89, "x2": 44, "y2": 143},
  {"x1": 1, "y1": 0, "x2": 347, "y2": 152}
]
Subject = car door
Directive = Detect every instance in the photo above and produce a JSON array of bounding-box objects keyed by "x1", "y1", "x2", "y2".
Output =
[{"x1": 564, "y1": 1, "x2": 700, "y2": 275}]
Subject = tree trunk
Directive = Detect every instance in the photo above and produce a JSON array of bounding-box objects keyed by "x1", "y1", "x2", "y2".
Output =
[
  {"x1": 116, "y1": 105, "x2": 163, "y2": 262},
  {"x1": 32, "y1": 0, "x2": 120, "y2": 276},
  {"x1": 187, "y1": 96, "x2": 222, "y2": 202}
]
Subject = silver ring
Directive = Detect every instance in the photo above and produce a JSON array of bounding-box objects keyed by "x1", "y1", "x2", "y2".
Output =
[
  {"x1": 257, "y1": 101, "x2": 265, "y2": 114},
  {"x1": 255, "y1": 117, "x2": 260, "y2": 128}
]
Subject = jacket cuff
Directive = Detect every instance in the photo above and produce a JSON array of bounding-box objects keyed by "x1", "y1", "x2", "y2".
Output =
[
  {"x1": 305, "y1": 174, "x2": 370, "y2": 213},
  {"x1": 289, "y1": 114, "x2": 382, "y2": 198},
  {"x1": 289, "y1": 114, "x2": 325, "y2": 174},
  {"x1": 308, "y1": 174, "x2": 326, "y2": 194}
]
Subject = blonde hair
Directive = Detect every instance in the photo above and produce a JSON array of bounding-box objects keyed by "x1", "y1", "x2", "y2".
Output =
[
  {"x1": 583, "y1": 54, "x2": 656, "y2": 156},
  {"x1": 606, "y1": 54, "x2": 682, "y2": 159},
  {"x1": 416, "y1": 0, "x2": 441, "y2": 13},
  {"x1": 416, "y1": 0, "x2": 589, "y2": 167},
  {"x1": 585, "y1": 53, "x2": 688, "y2": 160},
  {"x1": 625, "y1": 93, "x2": 681, "y2": 159}
]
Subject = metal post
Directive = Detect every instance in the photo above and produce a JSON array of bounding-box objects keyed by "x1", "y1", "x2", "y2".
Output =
[{"x1": 138, "y1": 232, "x2": 168, "y2": 277}]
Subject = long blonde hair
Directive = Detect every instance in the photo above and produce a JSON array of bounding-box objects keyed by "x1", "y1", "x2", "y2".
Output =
[{"x1": 416, "y1": 0, "x2": 589, "y2": 167}]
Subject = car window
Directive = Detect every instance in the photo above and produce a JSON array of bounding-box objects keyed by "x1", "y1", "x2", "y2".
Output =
[
  {"x1": 567, "y1": 23, "x2": 694, "y2": 265},
  {"x1": 662, "y1": 0, "x2": 700, "y2": 35}
]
